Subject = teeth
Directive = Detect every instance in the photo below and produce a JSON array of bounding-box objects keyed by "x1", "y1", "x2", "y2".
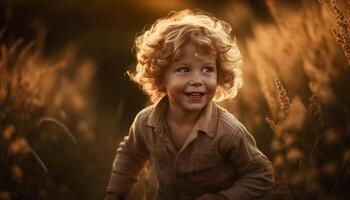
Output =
[
  {"x1": 191, "y1": 92, "x2": 200, "y2": 96},
  {"x1": 186, "y1": 92, "x2": 203, "y2": 97}
]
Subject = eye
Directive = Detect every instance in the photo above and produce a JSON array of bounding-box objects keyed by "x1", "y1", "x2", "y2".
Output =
[
  {"x1": 176, "y1": 66, "x2": 190, "y2": 73},
  {"x1": 202, "y1": 66, "x2": 215, "y2": 73}
]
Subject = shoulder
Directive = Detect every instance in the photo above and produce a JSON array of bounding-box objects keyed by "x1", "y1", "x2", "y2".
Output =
[
  {"x1": 135, "y1": 104, "x2": 155, "y2": 119},
  {"x1": 132, "y1": 104, "x2": 155, "y2": 126},
  {"x1": 214, "y1": 104, "x2": 259, "y2": 156},
  {"x1": 215, "y1": 104, "x2": 247, "y2": 138}
]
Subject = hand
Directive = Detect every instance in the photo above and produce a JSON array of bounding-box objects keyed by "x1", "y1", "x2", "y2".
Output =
[
  {"x1": 195, "y1": 193, "x2": 227, "y2": 200},
  {"x1": 104, "y1": 193, "x2": 124, "y2": 200}
]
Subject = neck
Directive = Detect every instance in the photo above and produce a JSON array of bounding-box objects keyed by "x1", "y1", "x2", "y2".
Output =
[{"x1": 166, "y1": 103, "x2": 202, "y2": 126}]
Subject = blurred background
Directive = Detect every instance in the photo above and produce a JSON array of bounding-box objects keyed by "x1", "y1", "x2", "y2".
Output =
[{"x1": 1, "y1": 0, "x2": 350, "y2": 199}]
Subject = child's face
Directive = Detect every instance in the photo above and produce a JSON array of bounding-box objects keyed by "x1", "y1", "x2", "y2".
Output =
[{"x1": 162, "y1": 41, "x2": 217, "y2": 113}]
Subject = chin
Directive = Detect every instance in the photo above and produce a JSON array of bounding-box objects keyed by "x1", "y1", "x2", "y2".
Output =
[{"x1": 183, "y1": 103, "x2": 207, "y2": 112}]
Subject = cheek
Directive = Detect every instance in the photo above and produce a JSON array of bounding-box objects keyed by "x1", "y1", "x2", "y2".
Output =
[
  {"x1": 208, "y1": 83, "x2": 218, "y2": 92},
  {"x1": 207, "y1": 77, "x2": 218, "y2": 91},
  {"x1": 165, "y1": 76, "x2": 185, "y2": 91}
]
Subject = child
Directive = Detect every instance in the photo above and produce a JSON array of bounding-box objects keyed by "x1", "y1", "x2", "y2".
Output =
[{"x1": 105, "y1": 9, "x2": 274, "y2": 200}]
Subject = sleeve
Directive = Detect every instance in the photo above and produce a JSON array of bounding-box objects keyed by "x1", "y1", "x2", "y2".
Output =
[
  {"x1": 218, "y1": 124, "x2": 275, "y2": 200},
  {"x1": 106, "y1": 113, "x2": 150, "y2": 198}
]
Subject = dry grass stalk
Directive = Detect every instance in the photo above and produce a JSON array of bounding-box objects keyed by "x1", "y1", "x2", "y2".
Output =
[
  {"x1": 265, "y1": 117, "x2": 277, "y2": 134},
  {"x1": 306, "y1": 94, "x2": 322, "y2": 119},
  {"x1": 37, "y1": 117, "x2": 77, "y2": 144},
  {"x1": 275, "y1": 79, "x2": 290, "y2": 115},
  {"x1": 329, "y1": 0, "x2": 350, "y2": 65}
]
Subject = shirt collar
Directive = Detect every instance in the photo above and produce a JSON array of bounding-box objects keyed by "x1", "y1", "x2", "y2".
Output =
[{"x1": 147, "y1": 95, "x2": 217, "y2": 138}]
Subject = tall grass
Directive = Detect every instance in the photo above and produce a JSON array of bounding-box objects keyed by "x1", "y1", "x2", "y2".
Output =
[
  {"x1": 0, "y1": 29, "x2": 97, "y2": 199},
  {"x1": 225, "y1": 0, "x2": 350, "y2": 199},
  {"x1": 1, "y1": 0, "x2": 350, "y2": 199}
]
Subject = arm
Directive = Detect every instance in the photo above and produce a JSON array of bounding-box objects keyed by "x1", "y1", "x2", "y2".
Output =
[
  {"x1": 218, "y1": 125, "x2": 275, "y2": 200},
  {"x1": 106, "y1": 114, "x2": 150, "y2": 198}
]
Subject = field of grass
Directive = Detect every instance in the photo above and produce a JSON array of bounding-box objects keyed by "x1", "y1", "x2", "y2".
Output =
[{"x1": 0, "y1": 0, "x2": 349, "y2": 199}]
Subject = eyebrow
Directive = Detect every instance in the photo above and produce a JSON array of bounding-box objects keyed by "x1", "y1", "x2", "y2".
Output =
[
  {"x1": 174, "y1": 62, "x2": 216, "y2": 66},
  {"x1": 202, "y1": 62, "x2": 216, "y2": 66}
]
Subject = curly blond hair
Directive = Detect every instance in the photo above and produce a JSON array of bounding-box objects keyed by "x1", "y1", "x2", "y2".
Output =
[{"x1": 128, "y1": 9, "x2": 243, "y2": 103}]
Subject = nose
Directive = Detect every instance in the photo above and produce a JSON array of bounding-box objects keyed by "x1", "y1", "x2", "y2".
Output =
[{"x1": 189, "y1": 71, "x2": 203, "y2": 86}]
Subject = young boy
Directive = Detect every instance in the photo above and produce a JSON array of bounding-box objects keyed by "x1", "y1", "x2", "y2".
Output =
[{"x1": 106, "y1": 10, "x2": 274, "y2": 200}]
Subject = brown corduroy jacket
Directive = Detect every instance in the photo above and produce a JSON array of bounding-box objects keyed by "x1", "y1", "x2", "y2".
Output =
[{"x1": 106, "y1": 97, "x2": 274, "y2": 200}]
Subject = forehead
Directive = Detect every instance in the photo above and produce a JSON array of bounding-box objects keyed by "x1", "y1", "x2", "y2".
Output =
[{"x1": 175, "y1": 41, "x2": 217, "y2": 64}]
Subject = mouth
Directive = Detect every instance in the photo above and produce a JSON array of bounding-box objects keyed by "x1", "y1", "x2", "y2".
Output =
[{"x1": 184, "y1": 92, "x2": 205, "y2": 97}]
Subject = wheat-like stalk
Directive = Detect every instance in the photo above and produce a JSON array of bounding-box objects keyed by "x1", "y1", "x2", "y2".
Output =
[
  {"x1": 265, "y1": 117, "x2": 277, "y2": 133},
  {"x1": 275, "y1": 79, "x2": 290, "y2": 116},
  {"x1": 330, "y1": 0, "x2": 350, "y2": 65},
  {"x1": 306, "y1": 94, "x2": 322, "y2": 119}
]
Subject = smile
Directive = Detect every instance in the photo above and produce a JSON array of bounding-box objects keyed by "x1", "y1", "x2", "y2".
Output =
[{"x1": 185, "y1": 92, "x2": 205, "y2": 97}]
